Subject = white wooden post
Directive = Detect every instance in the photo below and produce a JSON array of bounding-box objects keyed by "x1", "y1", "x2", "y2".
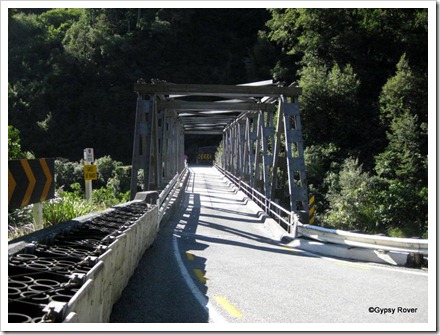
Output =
[
  {"x1": 84, "y1": 148, "x2": 95, "y2": 201},
  {"x1": 32, "y1": 202, "x2": 44, "y2": 230},
  {"x1": 85, "y1": 180, "x2": 92, "y2": 201}
]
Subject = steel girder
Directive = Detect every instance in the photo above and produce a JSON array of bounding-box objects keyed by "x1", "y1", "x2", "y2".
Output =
[
  {"x1": 130, "y1": 94, "x2": 185, "y2": 199},
  {"x1": 131, "y1": 81, "x2": 308, "y2": 219},
  {"x1": 222, "y1": 96, "x2": 309, "y2": 217}
]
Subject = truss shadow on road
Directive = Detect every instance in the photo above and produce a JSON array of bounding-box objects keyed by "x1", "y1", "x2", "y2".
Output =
[
  {"x1": 110, "y1": 173, "x2": 211, "y2": 323},
  {"x1": 193, "y1": 219, "x2": 318, "y2": 259}
]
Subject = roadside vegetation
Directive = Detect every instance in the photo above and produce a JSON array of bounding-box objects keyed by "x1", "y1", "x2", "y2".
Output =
[{"x1": 8, "y1": 127, "x2": 131, "y2": 240}]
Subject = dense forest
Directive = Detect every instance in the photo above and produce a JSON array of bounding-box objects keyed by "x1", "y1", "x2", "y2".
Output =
[{"x1": 8, "y1": 8, "x2": 428, "y2": 238}]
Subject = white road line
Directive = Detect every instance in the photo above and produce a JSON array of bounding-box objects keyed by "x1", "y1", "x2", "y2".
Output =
[{"x1": 172, "y1": 234, "x2": 228, "y2": 323}]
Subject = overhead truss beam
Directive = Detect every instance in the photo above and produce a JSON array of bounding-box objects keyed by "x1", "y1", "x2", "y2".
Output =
[
  {"x1": 134, "y1": 83, "x2": 301, "y2": 98},
  {"x1": 157, "y1": 100, "x2": 275, "y2": 112},
  {"x1": 131, "y1": 80, "x2": 308, "y2": 224}
]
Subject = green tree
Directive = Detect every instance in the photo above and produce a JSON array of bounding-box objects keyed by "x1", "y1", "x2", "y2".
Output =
[
  {"x1": 8, "y1": 125, "x2": 33, "y2": 159},
  {"x1": 8, "y1": 125, "x2": 24, "y2": 159},
  {"x1": 376, "y1": 54, "x2": 427, "y2": 186},
  {"x1": 95, "y1": 155, "x2": 122, "y2": 188},
  {"x1": 324, "y1": 157, "x2": 379, "y2": 233},
  {"x1": 298, "y1": 60, "x2": 361, "y2": 150},
  {"x1": 379, "y1": 54, "x2": 428, "y2": 132},
  {"x1": 371, "y1": 54, "x2": 428, "y2": 237}
]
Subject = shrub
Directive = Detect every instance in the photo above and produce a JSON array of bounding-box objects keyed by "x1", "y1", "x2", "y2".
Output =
[
  {"x1": 54, "y1": 159, "x2": 84, "y2": 191},
  {"x1": 324, "y1": 157, "x2": 378, "y2": 232},
  {"x1": 95, "y1": 155, "x2": 122, "y2": 188}
]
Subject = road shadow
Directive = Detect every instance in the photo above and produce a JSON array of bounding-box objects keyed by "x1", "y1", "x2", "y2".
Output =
[
  {"x1": 110, "y1": 167, "x2": 317, "y2": 324},
  {"x1": 110, "y1": 171, "x2": 210, "y2": 323}
]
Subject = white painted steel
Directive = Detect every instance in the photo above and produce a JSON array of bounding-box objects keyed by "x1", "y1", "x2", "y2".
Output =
[{"x1": 297, "y1": 224, "x2": 428, "y2": 254}]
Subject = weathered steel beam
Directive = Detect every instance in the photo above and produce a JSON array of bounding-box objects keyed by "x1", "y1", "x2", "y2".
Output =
[
  {"x1": 179, "y1": 111, "x2": 240, "y2": 116},
  {"x1": 185, "y1": 130, "x2": 223, "y2": 135},
  {"x1": 134, "y1": 83, "x2": 301, "y2": 98},
  {"x1": 181, "y1": 118, "x2": 233, "y2": 124},
  {"x1": 157, "y1": 100, "x2": 275, "y2": 112}
]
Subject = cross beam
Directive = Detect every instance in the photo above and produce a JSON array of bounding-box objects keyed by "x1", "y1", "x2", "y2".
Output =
[
  {"x1": 134, "y1": 83, "x2": 301, "y2": 98},
  {"x1": 157, "y1": 100, "x2": 275, "y2": 112}
]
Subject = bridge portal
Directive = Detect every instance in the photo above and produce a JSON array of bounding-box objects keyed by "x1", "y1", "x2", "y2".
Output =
[{"x1": 130, "y1": 80, "x2": 309, "y2": 219}]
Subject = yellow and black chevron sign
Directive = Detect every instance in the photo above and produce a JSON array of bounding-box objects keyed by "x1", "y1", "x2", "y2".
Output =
[
  {"x1": 198, "y1": 153, "x2": 213, "y2": 160},
  {"x1": 8, "y1": 158, "x2": 55, "y2": 209}
]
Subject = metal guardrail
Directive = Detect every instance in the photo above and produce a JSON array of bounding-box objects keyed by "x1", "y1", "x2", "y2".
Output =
[
  {"x1": 215, "y1": 164, "x2": 428, "y2": 255},
  {"x1": 157, "y1": 168, "x2": 188, "y2": 222},
  {"x1": 297, "y1": 225, "x2": 428, "y2": 254},
  {"x1": 215, "y1": 165, "x2": 299, "y2": 233}
]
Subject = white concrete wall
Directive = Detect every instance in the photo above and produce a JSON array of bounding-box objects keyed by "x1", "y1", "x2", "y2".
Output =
[{"x1": 63, "y1": 203, "x2": 159, "y2": 322}]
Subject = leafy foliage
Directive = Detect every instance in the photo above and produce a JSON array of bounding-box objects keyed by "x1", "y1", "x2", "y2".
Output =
[
  {"x1": 8, "y1": 125, "x2": 24, "y2": 159},
  {"x1": 298, "y1": 61, "x2": 361, "y2": 149},
  {"x1": 324, "y1": 157, "x2": 377, "y2": 232},
  {"x1": 8, "y1": 8, "x2": 428, "y2": 238},
  {"x1": 8, "y1": 155, "x2": 132, "y2": 239}
]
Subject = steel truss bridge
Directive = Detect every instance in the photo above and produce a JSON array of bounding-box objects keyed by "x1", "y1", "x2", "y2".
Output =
[{"x1": 130, "y1": 79, "x2": 308, "y2": 228}]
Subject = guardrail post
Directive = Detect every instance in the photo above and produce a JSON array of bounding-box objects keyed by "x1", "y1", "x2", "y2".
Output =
[
  {"x1": 32, "y1": 202, "x2": 44, "y2": 230},
  {"x1": 290, "y1": 211, "x2": 298, "y2": 238}
]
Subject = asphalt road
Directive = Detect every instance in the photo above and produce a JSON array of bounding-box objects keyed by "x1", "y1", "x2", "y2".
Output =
[{"x1": 110, "y1": 166, "x2": 429, "y2": 326}]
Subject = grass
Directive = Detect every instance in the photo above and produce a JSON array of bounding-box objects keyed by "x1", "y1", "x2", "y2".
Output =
[{"x1": 8, "y1": 184, "x2": 130, "y2": 241}]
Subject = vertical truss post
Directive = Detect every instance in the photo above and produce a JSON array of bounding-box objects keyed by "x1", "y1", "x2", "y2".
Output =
[
  {"x1": 225, "y1": 129, "x2": 229, "y2": 170},
  {"x1": 271, "y1": 98, "x2": 284, "y2": 201},
  {"x1": 167, "y1": 112, "x2": 178, "y2": 179},
  {"x1": 164, "y1": 111, "x2": 172, "y2": 180},
  {"x1": 179, "y1": 120, "x2": 185, "y2": 171},
  {"x1": 282, "y1": 95, "x2": 309, "y2": 214},
  {"x1": 246, "y1": 114, "x2": 258, "y2": 187},
  {"x1": 230, "y1": 123, "x2": 236, "y2": 174},
  {"x1": 157, "y1": 108, "x2": 165, "y2": 187},
  {"x1": 253, "y1": 111, "x2": 263, "y2": 191},
  {"x1": 150, "y1": 96, "x2": 160, "y2": 190},
  {"x1": 130, "y1": 94, "x2": 153, "y2": 200},
  {"x1": 161, "y1": 110, "x2": 169, "y2": 181},
  {"x1": 261, "y1": 110, "x2": 274, "y2": 200},
  {"x1": 168, "y1": 111, "x2": 179, "y2": 177},
  {"x1": 237, "y1": 119, "x2": 246, "y2": 181},
  {"x1": 221, "y1": 132, "x2": 226, "y2": 169},
  {"x1": 223, "y1": 128, "x2": 231, "y2": 171},
  {"x1": 231, "y1": 124, "x2": 238, "y2": 176},
  {"x1": 161, "y1": 109, "x2": 181, "y2": 181},
  {"x1": 228, "y1": 127, "x2": 235, "y2": 173},
  {"x1": 242, "y1": 117, "x2": 250, "y2": 183}
]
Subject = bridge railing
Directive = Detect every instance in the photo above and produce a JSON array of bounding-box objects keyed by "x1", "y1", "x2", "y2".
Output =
[
  {"x1": 215, "y1": 165, "x2": 428, "y2": 256},
  {"x1": 215, "y1": 164, "x2": 297, "y2": 232},
  {"x1": 157, "y1": 167, "x2": 188, "y2": 223}
]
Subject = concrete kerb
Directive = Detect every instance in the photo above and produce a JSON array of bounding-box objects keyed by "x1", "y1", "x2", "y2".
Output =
[{"x1": 218, "y1": 173, "x2": 410, "y2": 267}]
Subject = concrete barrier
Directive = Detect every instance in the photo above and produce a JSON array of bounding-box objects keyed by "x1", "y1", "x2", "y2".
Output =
[
  {"x1": 8, "y1": 199, "x2": 159, "y2": 323},
  {"x1": 63, "y1": 203, "x2": 158, "y2": 322}
]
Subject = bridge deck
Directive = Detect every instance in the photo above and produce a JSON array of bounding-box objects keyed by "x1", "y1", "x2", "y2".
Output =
[{"x1": 110, "y1": 167, "x2": 428, "y2": 326}]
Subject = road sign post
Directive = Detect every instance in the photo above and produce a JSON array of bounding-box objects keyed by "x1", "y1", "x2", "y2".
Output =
[
  {"x1": 32, "y1": 202, "x2": 43, "y2": 230},
  {"x1": 83, "y1": 148, "x2": 97, "y2": 201}
]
